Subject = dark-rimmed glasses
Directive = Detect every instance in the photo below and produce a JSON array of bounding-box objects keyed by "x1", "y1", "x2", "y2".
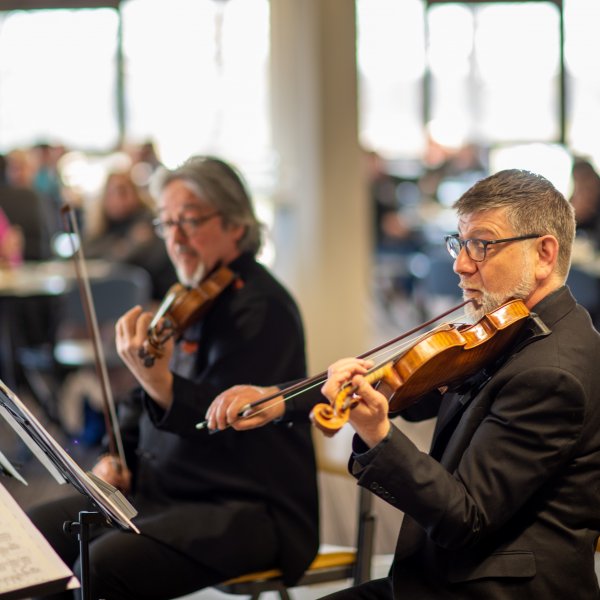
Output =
[
  {"x1": 153, "y1": 212, "x2": 221, "y2": 239},
  {"x1": 444, "y1": 233, "x2": 542, "y2": 262}
]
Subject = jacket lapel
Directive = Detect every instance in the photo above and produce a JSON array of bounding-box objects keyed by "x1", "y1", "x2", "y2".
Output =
[{"x1": 430, "y1": 309, "x2": 551, "y2": 460}]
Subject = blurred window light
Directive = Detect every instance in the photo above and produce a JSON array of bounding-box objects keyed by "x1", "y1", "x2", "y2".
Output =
[
  {"x1": 0, "y1": 0, "x2": 597, "y2": 182},
  {"x1": 0, "y1": 8, "x2": 119, "y2": 152},
  {"x1": 0, "y1": 0, "x2": 271, "y2": 181},
  {"x1": 121, "y1": 0, "x2": 271, "y2": 172},
  {"x1": 564, "y1": 0, "x2": 600, "y2": 167},
  {"x1": 356, "y1": 0, "x2": 426, "y2": 158},
  {"x1": 489, "y1": 143, "x2": 573, "y2": 197},
  {"x1": 428, "y1": 4, "x2": 473, "y2": 79},
  {"x1": 427, "y1": 1, "x2": 561, "y2": 147}
]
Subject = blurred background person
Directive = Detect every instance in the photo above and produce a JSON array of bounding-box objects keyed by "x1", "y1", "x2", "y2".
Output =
[
  {"x1": 31, "y1": 142, "x2": 67, "y2": 234},
  {"x1": 82, "y1": 168, "x2": 176, "y2": 303},
  {"x1": 569, "y1": 157, "x2": 600, "y2": 248},
  {"x1": 0, "y1": 205, "x2": 23, "y2": 269},
  {"x1": 0, "y1": 149, "x2": 60, "y2": 381},
  {"x1": 0, "y1": 148, "x2": 56, "y2": 261},
  {"x1": 127, "y1": 139, "x2": 163, "y2": 192}
]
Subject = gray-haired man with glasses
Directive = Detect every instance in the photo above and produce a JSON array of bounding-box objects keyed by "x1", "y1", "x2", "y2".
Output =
[{"x1": 28, "y1": 155, "x2": 319, "y2": 600}]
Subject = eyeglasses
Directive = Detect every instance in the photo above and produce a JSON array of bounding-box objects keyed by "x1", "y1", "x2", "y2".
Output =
[
  {"x1": 444, "y1": 233, "x2": 542, "y2": 262},
  {"x1": 153, "y1": 212, "x2": 221, "y2": 239}
]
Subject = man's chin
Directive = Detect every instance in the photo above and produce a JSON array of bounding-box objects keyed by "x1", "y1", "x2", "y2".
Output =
[{"x1": 177, "y1": 264, "x2": 205, "y2": 288}]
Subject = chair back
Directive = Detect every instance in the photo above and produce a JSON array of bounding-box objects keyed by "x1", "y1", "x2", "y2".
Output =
[
  {"x1": 62, "y1": 263, "x2": 151, "y2": 325},
  {"x1": 54, "y1": 263, "x2": 151, "y2": 367}
]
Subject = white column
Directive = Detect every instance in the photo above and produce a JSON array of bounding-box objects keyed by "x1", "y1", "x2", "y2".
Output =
[{"x1": 269, "y1": 0, "x2": 370, "y2": 374}]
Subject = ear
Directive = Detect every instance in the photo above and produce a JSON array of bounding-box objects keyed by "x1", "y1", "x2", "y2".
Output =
[
  {"x1": 535, "y1": 235, "x2": 559, "y2": 280},
  {"x1": 228, "y1": 222, "x2": 246, "y2": 244}
]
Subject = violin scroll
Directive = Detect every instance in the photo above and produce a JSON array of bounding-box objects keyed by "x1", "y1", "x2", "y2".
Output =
[{"x1": 310, "y1": 363, "x2": 399, "y2": 436}]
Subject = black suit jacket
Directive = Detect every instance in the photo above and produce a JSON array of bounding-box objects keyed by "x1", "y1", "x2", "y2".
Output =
[
  {"x1": 119, "y1": 253, "x2": 319, "y2": 585},
  {"x1": 351, "y1": 287, "x2": 600, "y2": 599}
]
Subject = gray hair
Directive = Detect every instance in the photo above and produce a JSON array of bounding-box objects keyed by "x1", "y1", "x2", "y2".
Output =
[
  {"x1": 153, "y1": 155, "x2": 263, "y2": 256},
  {"x1": 454, "y1": 169, "x2": 575, "y2": 278}
]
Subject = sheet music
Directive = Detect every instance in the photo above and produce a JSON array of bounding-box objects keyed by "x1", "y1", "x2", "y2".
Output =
[
  {"x1": 0, "y1": 481, "x2": 78, "y2": 597},
  {"x1": 0, "y1": 379, "x2": 139, "y2": 533}
]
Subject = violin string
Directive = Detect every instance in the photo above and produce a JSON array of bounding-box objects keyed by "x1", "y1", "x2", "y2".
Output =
[
  {"x1": 360, "y1": 311, "x2": 468, "y2": 373},
  {"x1": 205, "y1": 312, "x2": 470, "y2": 432},
  {"x1": 197, "y1": 308, "x2": 470, "y2": 432}
]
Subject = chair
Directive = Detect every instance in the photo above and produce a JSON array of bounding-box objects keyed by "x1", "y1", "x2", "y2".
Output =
[
  {"x1": 215, "y1": 430, "x2": 376, "y2": 600},
  {"x1": 566, "y1": 266, "x2": 600, "y2": 323},
  {"x1": 52, "y1": 262, "x2": 152, "y2": 368}
]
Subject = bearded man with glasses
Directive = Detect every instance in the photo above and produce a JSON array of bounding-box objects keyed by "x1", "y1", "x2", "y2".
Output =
[
  {"x1": 27, "y1": 156, "x2": 318, "y2": 600},
  {"x1": 210, "y1": 169, "x2": 600, "y2": 599}
]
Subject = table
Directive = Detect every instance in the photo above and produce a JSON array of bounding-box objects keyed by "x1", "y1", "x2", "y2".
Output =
[{"x1": 0, "y1": 260, "x2": 115, "y2": 396}]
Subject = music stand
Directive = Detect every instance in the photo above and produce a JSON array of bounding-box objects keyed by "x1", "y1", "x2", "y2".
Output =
[{"x1": 0, "y1": 378, "x2": 139, "y2": 600}]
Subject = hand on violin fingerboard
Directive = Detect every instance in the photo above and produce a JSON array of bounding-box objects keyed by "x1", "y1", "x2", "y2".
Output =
[
  {"x1": 320, "y1": 357, "x2": 391, "y2": 448},
  {"x1": 116, "y1": 305, "x2": 174, "y2": 409}
]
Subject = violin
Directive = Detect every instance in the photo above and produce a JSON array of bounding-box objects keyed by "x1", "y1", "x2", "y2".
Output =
[
  {"x1": 195, "y1": 299, "x2": 476, "y2": 431},
  {"x1": 138, "y1": 265, "x2": 236, "y2": 367},
  {"x1": 310, "y1": 298, "x2": 532, "y2": 437}
]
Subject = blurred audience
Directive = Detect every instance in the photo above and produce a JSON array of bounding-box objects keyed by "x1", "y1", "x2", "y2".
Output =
[
  {"x1": 365, "y1": 149, "x2": 414, "y2": 251},
  {"x1": 82, "y1": 169, "x2": 176, "y2": 302},
  {"x1": 419, "y1": 140, "x2": 488, "y2": 206}
]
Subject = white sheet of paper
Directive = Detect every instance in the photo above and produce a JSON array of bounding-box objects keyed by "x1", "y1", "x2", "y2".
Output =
[{"x1": 0, "y1": 481, "x2": 79, "y2": 596}]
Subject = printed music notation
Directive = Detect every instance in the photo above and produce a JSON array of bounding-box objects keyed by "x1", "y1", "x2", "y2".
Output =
[{"x1": 0, "y1": 482, "x2": 78, "y2": 599}]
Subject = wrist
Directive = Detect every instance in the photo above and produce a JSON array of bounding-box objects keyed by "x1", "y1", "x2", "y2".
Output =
[{"x1": 362, "y1": 421, "x2": 392, "y2": 449}]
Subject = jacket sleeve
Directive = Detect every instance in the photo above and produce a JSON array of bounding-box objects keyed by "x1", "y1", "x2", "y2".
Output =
[{"x1": 350, "y1": 365, "x2": 586, "y2": 550}]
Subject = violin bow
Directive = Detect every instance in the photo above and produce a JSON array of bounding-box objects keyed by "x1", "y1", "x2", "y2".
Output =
[
  {"x1": 61, "y1": 205, "x2": 127, "y2": 469},
  {"x1": 196, "y1": 298, "x2": 474, "y2": 431}
]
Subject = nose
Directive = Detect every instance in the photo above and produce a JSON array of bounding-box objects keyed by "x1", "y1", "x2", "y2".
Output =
[
  {"x1": 453, "y1": 245, "x2": 477, "y2": 275},
  {"x1": 171, "y1": 222, "x2": 188, "y2": 243}
]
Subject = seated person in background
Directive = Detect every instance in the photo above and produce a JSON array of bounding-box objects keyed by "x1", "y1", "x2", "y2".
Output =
[
  {"x1": 569, "y1": 157, "x2": 600, "y2": 248},
  {"x1": 82, "y1": 169, "x2": 177, "y2": 302},
  {"x1": 0, "y1": 148, "x2": 55, "y2": 260},
  {"x1": 27, "y1": 155, "x2": 319, "y2": 600},
  {"x1": 1, "y1": 149, "x2": 59, "y2": 354},
  {"x1": 208, "y1": 169, "x2": 600, "y2": 599},
  {"x1": 0, "y1": 206, "x2": 23, "y2": 268}
]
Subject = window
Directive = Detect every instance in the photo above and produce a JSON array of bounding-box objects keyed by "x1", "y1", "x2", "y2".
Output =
[
  {"x1": 0, "y1": 7, "x2": 119, "y2": 151},
  {"x1": 0, "y1": 0, "x2": 272, "y2": 175}
]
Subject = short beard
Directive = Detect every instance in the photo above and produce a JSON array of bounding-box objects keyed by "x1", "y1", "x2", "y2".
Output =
[
  {"x1": 464, "y1": 261, "x2": 536, "y2": 323},
  {"x1": 176, "y1": 262, "x2": 205, "y2": 288}
]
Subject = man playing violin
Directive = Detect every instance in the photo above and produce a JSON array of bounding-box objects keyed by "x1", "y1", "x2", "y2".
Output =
[
  {"x1": 28, "y1": 156, "x2": 318, "y2": 600},
  {"x1": 208, "y1": 169, "x2": 600, "y2": 599}
]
